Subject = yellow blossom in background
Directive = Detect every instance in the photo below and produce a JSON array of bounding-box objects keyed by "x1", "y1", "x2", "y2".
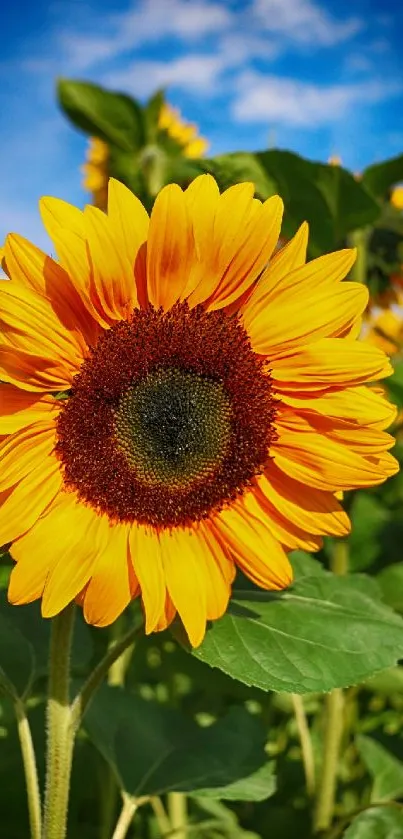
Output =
[
  {"x1": 0, "y1": 175, "x2": 398, "y2": 647},
  {"x1": 82, "y1": 102, "x2": 208, "y2": 208},
  {"x1": 391, "y1": 185, "x2": 403, "y2": 210},
  {"x1": 364, "y1": 306, "x2": 403, "y2": 356},
  {"x1": 158, "y1": 102, "x2": 209, "y2": 158},
  {"x1": 82, "y1": 137, "x2": 109, "y2": 210}
]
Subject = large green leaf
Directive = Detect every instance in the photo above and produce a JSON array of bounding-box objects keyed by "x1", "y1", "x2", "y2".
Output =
[
  {"x1": 57, "y1": 79, "x2": 145, "y2": 151},
  {"x1": 256, "y1": 150, "x2": 379, "y2": 254},
  {"x1": 348, "y1": 493, "x2": 390, "y2": 571},
  {"x1": 356, "y1": 735, "x2": 403, "y2": 801},
  {"x1": 84, "y1": 685, "x2": 267, "y2": 796},
  {"x1": 192, "y1": 575, "x2": 403, "y2": 694},
  {"x1": 195, "y1": 762, "x2": 276, "y2": 801},
  {"x1": 344, "y1": 806, "x2": 403, "y2": 838},
  {"x1": 362, "y1": 155, "x2": 403, "y2": 199},
  {"x1": 377, "y1": 565, "x2": 403, "y2": 614},
  {"x1": 203, "y1": 153, "x2": 277, "y2": 200},
  {"x1": 0, "y1": 593, "x2": 92, "y2": 694}
]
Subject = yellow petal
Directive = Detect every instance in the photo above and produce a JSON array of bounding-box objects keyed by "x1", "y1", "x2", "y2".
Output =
[
  {"x1": 129, "y1": 525, "x2": 166, "y2": 634},
  {"x1": 245, "y1": 281, "x2": 368, "y2": 356},
  {"x1": 83, "y1": 521, "x2": 138, "y2": 626},
  {"x1": 159, "y1": 526, "x2": 212, "y2": 647},
  {"x1": 0, "y1": 421, "x2": 56, "y2": 490},
  {"x1": 212, "y1": 494, "x2": 293, "y2": 590},
  {"x1": 272, "y1": 338, "x2": 392, "y2": 389},
  {"x1": 0, "y1": 458, "x2": 63, "y2": 545},
  {"x1": 281, "y1": 385, "x2": 397, "y2": 430}
]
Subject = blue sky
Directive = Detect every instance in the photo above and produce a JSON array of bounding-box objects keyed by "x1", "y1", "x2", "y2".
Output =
[{"x1": 1, "y1": 0, "x2": 402, "y2": 251}]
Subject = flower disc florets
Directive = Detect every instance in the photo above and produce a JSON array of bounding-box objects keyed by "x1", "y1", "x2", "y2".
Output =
[{"x1": 56, "y1": 303, "x2": 277, "y2": 527}]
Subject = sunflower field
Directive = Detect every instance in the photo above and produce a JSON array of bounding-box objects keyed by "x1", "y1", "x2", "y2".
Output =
[{"x1": 1, "y1": 79, "x2": 403, "y2": 839}]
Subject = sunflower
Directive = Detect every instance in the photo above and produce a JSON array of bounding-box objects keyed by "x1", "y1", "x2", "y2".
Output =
[{"x1": 0, "y1": 176, "x2": 398, "y2": 646}]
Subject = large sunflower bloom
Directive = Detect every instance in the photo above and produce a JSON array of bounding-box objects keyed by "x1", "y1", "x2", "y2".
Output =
[{"x1": 0, "y1": 176, "x2": 398, "y2": 646}]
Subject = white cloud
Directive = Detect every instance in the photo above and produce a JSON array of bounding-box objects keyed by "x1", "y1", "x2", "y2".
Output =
[
  {"x1": 252, "y1": 0, "x2": 362, "y2": 46},
  {"x1": 232, "y1": 72, "x2": 402, "y2": 126},
  {"x1": 105, "y1": 53, "x2": 226, "y2": 96},
  {"x1": 59, "y1": 0, "x2": 232, "y2": 71}
]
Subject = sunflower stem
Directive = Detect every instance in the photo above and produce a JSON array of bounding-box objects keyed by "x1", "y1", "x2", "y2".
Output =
[
  {"x1": 43, "y1": 603, "x2": 76, "y2": 839},
  {"x1": 292, "y1": 693, "x2": 315, "y2": 797},
  {"x1": 168, "y1": 792, "x2": 188, "y2": 839},
  {"x1": 111, "y1": 793, "x2": 138, "y2": 839},
  {"x1": 15, "y1": 699, "x2": 42, "y2": 839},
  {"x1": 350, "y1": 228, "x2": 368, "y2": 285},
  {"x1": 313, "y1": 539, "x2": 348, "y2": 833}
]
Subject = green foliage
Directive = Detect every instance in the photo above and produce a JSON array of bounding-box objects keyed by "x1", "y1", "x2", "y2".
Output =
[
  {"x1": 84, "y1": 685, "x2": 268, "y2": 796},
  {"x1": 57, "y1": 79, "x2": 145, "y2": 151},
  {"x1": 192, "y1": 575, "x2": 403, "y2": 693},
  {"x1": 356, "y1": 736, "x2": 403, "y2": 802},
  {"x1": 344, "y1": 806, "x2": 403, "y2": 838},
  {"x1": 362, "y1": 154, "x2": 403, "y2": 199}
]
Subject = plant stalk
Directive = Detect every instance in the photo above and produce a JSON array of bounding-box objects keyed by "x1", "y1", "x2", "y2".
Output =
[
  {"x1": 350, "y1": 228, "x2": 368, "y2": 285},
  {"x1": 43, "y1": 604, "x2": 76, "y2": 839},
  {"x1": 111, "y1": 793, "x2": 138, "y2": 839},
  {"x1": 15, "y1": 699, "x2": 42, "y2": 839},
  {"x1": 292, "y1": 693, "x2": 316, "y2": 796},
  {"x1": 313, "y1": 539, "x2": 349, "y2": 832},
  {"x1": 168, "y1": 792, "x2": 188, "y2": 839}
]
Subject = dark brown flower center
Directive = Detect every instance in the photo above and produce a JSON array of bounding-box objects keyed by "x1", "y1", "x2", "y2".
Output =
[{"x1": 56, "y1": 303, "x2": 277, "y2": 527}]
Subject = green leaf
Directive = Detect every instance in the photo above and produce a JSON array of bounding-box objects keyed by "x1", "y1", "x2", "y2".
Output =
[
  {"x1": 348, "y1": 493, "x2": 390, "y2": 571},
  {"x1": 203, "y1": 153, "x2": 277, "y2": 200},
  {"x1": 344, "y1": 807, "x2": 403, "y2": 839},
  {"x1": 144, "y1": 89, "x2": 165, "y2": 142},
  {"x1": 362, "y1": 154, "x2": 403, "y2": 199},
  {"x1": 0, "y1": 593, "x2": 92, "y2": 689},
  {"x1": 289, "y1": 551, "x2": 327, "y2": 579},
  {"x1": 356, "y1": 735, "x2": 403, "y2": 801},
  {"x1": 192, "y1": 575, "x2": 403, "y2": 694},
  {"x1": 85, "y1": 686, "x2": 267, "y2": 796},
  {"x1": 256, "y1": 150, "x2": 379, "y2": 254},
  {"x1": 195, "y1": 762, "x2": 276, "y2": 801},
  {"x1": 0, "y1": 612, "x2": 34, "y2": 698},
  {"x1": 57, "y1": 79, "x2": 145, "y2": 151},
  {"x1": 378, "y1": 565, "x2": 403, "y2": 614}
]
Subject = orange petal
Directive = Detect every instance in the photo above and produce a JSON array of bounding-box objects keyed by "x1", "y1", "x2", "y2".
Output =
[
  {"x1": 84, "y1": 205, "x2": 138, "y2": 320},
  {"x1": 212, "y1": 494, "x2": 293, "y2": 590},
  {"x1": 83, "y1": 520, "x2": 138, "y2": 626},
  {"x1": 0, "y1": 282, "x2": 83, "y2": 373},
  {"x1": 4, "y1": 234, "x2": 99, "y2": 348},
  {"x1": 0, "y1": 386, "x2": 58, "y2": 434},
  {"x1": 129, "y1": 525, "x2": 166, "y2": 634},
  {"x1": 0, "y1": 457, "x2": 63, "y2": 545},
  {"x1": 147, "y1": 183, "x2": 195, "y2": 310},
  {"x1": 0, "y1": 346, "x2": 74, "y2": 392}
]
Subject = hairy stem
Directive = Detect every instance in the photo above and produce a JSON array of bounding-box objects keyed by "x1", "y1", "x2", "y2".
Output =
[
  {"x1": 43, "y1": 604, "x2": 76, "y2": 839},
  {"x1": 292, "y1": 693, "x2": 316, "y2": 797},
  {"x1": 15, "y1": 699, "x2": 42, "y2": 839}
]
